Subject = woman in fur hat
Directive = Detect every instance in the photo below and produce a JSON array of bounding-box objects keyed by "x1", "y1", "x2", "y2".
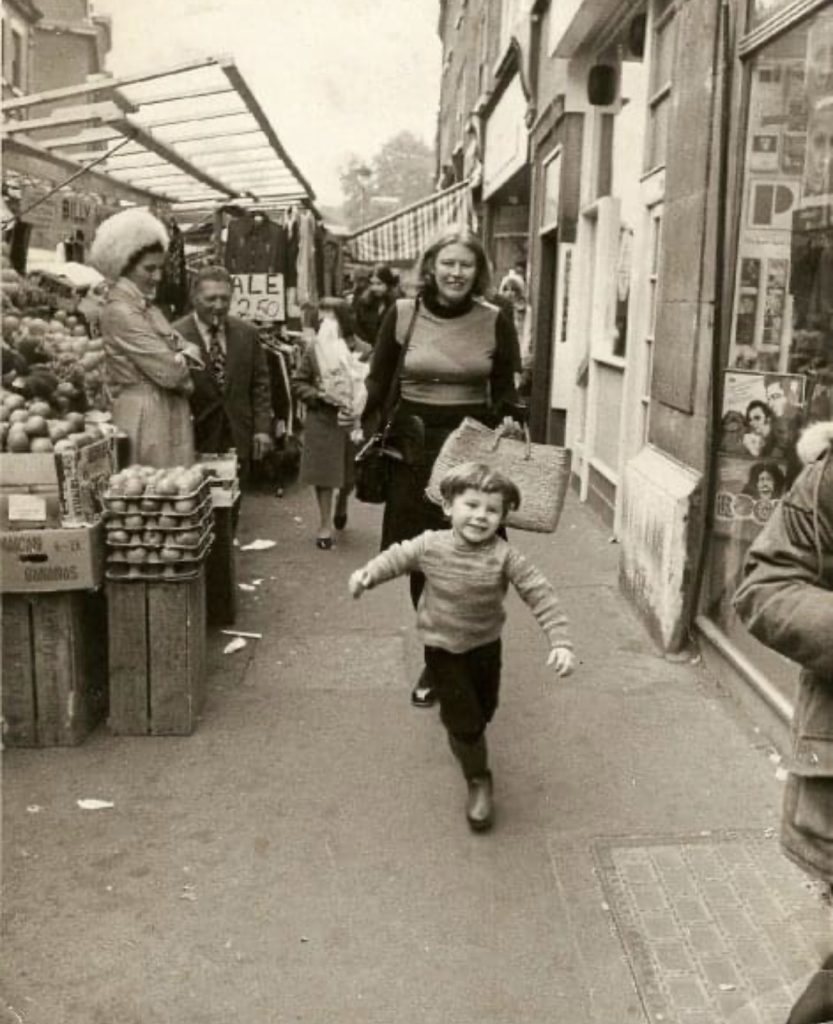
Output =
[
  {"x1": 734, "y1": 421, "x2": 833, "y2": 1022},
  {"x1": 90, "y1": 208, "x2": 199, "y2": 467}
]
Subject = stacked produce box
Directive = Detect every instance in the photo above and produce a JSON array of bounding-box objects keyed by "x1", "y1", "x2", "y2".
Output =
[{"x1": 103, "y1": 465, "x2": 214, "y2": 581}]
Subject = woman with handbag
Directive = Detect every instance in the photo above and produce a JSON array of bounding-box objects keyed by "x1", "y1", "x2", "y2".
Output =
[
  {"x1": 360, "y1": 228, "x2": 522, "y2": 707},
  {"x1": 293, "y1": 298, "x2": 370, "y2": 549}
]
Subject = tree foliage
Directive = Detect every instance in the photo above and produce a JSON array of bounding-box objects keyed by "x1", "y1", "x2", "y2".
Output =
[{"x1": 339, "y1": 131, "x2": 435, "y2": 231}]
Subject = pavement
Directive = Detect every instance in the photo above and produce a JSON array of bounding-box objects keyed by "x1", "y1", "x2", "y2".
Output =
[{"x1": 2, "y1": 484, "x2": 831, "y2": 1024}]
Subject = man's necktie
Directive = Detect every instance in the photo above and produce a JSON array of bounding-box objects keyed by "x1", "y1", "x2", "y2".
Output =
[{"x1": 208, "y1": 322, "x2": 225, "y2": 387}]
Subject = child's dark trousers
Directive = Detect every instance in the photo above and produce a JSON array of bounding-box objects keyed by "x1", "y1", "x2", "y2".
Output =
[{"x1": 424, "y1": 640, "x2": 502, "y2": 744}]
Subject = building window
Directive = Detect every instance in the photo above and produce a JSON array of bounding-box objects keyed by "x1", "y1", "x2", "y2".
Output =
[
  {"x1": 706, "y1": 5, "x2": 833, "y2": 638},
  {"x1": 10, "y1": 28, "x2": 24, "y2": 90},
  {"x1": 645, "y1": 0, "x2": 677, "y2": 172},
  {"x1": 641, "y1": 208, "x2": 663, "y2": 441}
]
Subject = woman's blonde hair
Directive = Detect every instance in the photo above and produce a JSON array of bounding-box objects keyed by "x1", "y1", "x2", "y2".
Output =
[{"x1": 416, "y1": 227, "x2": 491, "y2": 298}]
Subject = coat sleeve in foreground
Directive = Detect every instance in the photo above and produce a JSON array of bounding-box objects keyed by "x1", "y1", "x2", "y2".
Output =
[{"x1": 734, "y1": 459, "x2": 833, "y2": 677}]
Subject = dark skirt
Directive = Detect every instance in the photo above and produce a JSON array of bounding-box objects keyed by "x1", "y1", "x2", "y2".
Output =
[
  {"x1": 300, "y1": 404, "x2": 354, "y2": 490},
  {"x1": 381, "y1": 400, "x2": 491, "y2": 550}
]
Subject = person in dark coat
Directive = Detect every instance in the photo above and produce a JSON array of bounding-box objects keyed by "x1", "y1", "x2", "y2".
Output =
[
  {"x1": 173, "y1": 266, "x2": 273, "y2": 484},
  {"x1": 734, "y1": 420, "x2": 833, "y2": 1024},
  {"x1": 353, "y1": 263, "x2": 398, "y2": 346}
]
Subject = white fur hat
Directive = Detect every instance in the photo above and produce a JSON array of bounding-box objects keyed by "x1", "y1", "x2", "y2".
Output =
[
  {"x1": 797, "y1": 421, "x2": 833, "y2": 465},
  {"x1": 89, "y1": 207, "x2": 169, "y2": 281}
]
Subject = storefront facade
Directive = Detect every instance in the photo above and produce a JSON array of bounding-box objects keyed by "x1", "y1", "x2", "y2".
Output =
[{"x1": 697, "y1": 0, "x2": 833, "y2": 720}]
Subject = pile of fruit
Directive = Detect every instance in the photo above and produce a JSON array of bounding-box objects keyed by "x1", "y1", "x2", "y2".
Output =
[
  {"x1": 103, "y1": 464, "x2": 214, "y2": 581},
  {"x1": 0, "y1": 391, "x2": 111, "y2": 455},
  {"x1": 1, "y1": 305, "x2": 110, "y2": 442}
]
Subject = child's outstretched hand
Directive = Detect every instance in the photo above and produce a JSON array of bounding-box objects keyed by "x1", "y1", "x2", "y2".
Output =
[
  {"x1": 349, "y1": 569, "x2": 372, "y2": 598},
  {"x1": 547, "y1": 646, "x2": 576, "y2": 677}
]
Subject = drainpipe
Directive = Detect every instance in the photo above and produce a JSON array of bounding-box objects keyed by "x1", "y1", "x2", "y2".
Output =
[{"x1": 688, "y1": 0, "x2": 735, "y2": 633}]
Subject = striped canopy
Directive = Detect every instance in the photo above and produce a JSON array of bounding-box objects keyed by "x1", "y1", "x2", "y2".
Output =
[{"x1": 348, "y1": 181, "x2": 473, "y2": 264}]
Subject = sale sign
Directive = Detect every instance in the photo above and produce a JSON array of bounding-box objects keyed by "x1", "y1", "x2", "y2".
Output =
[{"x1": 230, "y1": 273, "x2": 285, "y2": 321}]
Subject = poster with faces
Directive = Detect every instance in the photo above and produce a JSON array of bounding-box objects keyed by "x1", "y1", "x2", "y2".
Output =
[
  {"x1": 719, "y1": 369, "x2": 804, "y2": 461},
  {"x1": 713, "y1": 456, "x2": 786, "y2": 540}
]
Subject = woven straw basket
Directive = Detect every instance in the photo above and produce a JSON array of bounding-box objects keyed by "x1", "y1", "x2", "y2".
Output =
[{"x1": 426, "y1": 418, "x2": 572, "y2": 533}]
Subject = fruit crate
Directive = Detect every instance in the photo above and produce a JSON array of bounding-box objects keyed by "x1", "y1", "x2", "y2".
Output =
[
  {"x1": 2, "y1": 589, "x2": 107, "y2": 746},
  {"x1": 105, "y1": 529, "x2": 214, "y2": 582},
  {"x1": 106, "y1": 569, "x2": 206, "y2": 735}
]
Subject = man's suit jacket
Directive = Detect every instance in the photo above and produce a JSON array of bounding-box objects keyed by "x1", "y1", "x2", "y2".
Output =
[{"x1": 173, "y1": 313, "x2": 272, "y2": 463}]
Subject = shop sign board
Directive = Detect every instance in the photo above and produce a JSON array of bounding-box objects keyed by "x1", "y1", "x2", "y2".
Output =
[
  {"x1": 20, "y1": 184, "x2": 117, "y2": 253},
  {"x1": 483, "y1": 75, "x2": 529, "y2": 199},
  {"x1": 230, "y1": 273, "x2": 285, "y2": 321}
]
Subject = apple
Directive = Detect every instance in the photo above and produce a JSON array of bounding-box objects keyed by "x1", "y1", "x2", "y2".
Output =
[
  {"x1": 124, "y1": 478, "x2": 145, "y2": 498},
  {"x1": 126, "y1": 547, "x2": 147, "y2": 564},
  {"x1": 65, "y1": 412, "x2": 85, "y2": 432},
  {"x1": 139, "y1": 498, "x2": 160, "y2": 513},
  {"x1": 23, "y1": 415, "x2": 49, "y2": 437},
  {"x1": 6, "y1": 427, "x2": 30, "y2": 452},
  {"x1": 108, "y1": 499, "x2": 128, "y2": 513},
  {"x1": 8, "y1": 409, "x2": 28, "y2": 425},
  {"x1": 177, "y1": 530, "x2": 201, "y2": 547},
  {"x1": 153, "y1": 478, "x2": 178, "y2": 497},
  {"x1": 173, "y1": 498, "x2": 197, "y2": 513},
  {"x1": 158, "y1": 515, "x2": 178, "y2": 529},
  {"x1": 124, "y1": 514, "x2": 144, "y2": 531},
  {"x1": 30, "y1": 437, "x2": 53, "y2": 453},
  {"x1": 143, "y1": 531, "x2": 163, "y2": 546},
  {"x1": 146, "y1": 550, "x2": 161, "y2": 564},
  {"x1": 108, "y1": 530, "x2": 129, "y2": 544}
]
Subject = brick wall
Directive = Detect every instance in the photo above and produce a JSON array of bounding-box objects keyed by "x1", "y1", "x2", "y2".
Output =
[{"x1": 437, "y1": 0, "x2": 504, "y2": 173}]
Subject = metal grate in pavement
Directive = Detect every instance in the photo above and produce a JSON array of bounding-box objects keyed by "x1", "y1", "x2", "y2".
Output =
[{"x1": 594, "y1": 831, "x2": 833, "y2": 1024}]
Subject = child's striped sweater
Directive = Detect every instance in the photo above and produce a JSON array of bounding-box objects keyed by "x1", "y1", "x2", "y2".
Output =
[{"x1": 361, "y1": 529, "x2": 572, "y2": 654}]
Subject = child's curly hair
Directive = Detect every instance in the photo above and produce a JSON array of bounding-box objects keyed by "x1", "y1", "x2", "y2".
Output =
[{"x1": 438, "y1": 461, "x2": 521, "y2": 515}]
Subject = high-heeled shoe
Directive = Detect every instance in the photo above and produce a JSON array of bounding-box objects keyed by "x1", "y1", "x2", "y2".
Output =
[{"x1": 315, "y1": 536, "x2": 333, "y2": 550}]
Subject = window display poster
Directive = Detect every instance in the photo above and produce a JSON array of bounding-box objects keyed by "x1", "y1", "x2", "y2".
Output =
[
  {"x1": 718, "y1": 369, "x2": 804, "y2": 463},
  {"x1": 731, "y1": 254, "x2": 791, "y2": 369},
  {"x1": 713, "y1": 455, "x2": 785, "y2": 540}
]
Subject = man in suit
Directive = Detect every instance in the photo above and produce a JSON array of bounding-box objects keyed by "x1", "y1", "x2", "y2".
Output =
[{"x1": 174, "y1": 266, "x2": 273, "y2": 484}]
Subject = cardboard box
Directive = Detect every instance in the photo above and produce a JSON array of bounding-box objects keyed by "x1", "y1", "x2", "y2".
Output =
[
  {"x1": 0, "y1": 522, "x2": 105, "y2": 592},
  {"x1": 0, "y1": 437, "x2": 115, "y2": 526}
]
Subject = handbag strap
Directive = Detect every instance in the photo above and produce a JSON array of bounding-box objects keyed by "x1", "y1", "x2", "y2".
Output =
[{"x1": 380, "y1": 296, "x2": 420, "y2": 427}]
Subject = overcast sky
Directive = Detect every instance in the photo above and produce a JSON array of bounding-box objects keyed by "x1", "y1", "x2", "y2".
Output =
[{"x1": 93, "y1": 0, "x2": 442, "y2": 206}]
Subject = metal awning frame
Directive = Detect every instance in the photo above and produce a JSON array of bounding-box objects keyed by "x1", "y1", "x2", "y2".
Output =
[{"x1": 1, "y1": 54, "x2": 318, "y2": 212}]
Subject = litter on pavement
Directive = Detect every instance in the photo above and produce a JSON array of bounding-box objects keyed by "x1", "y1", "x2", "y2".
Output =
[
  {"x1": 221, "y1": 629, "x2": 262, "y2": 639},
  {"x1": 223, "y1": 637, "x2": 247, "y2": 654},
  {"x1": 76, "y1": 799, "x2": 114, "y2": 810},
  {"x1": 240, "y1": 539, "x2": 276, "y2": 551}
]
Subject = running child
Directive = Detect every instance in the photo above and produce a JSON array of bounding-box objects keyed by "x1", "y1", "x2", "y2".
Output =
[{"x1": 348, "y1": 461, "x2": 575, "y2": 831}]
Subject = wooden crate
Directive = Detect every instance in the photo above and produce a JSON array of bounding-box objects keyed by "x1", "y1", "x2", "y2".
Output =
[
  {"x1": 206, "y1": 502, "x2": 238, "y2": 627},
  {"x1": 107, "y1": 570, "x2": 206, "y2": 736},
  {"x1": 2, "y1": 590, "x2": 108, "y2": 747}
]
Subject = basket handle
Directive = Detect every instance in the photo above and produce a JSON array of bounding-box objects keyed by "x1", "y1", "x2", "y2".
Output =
[{"x1": 492, "y1": 422, "x2": 532, "y2": 461}]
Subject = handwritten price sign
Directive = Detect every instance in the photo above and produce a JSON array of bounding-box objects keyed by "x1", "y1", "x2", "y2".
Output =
[{"x1": 230, "y1": 273, "x2": 285, "y2": 321}]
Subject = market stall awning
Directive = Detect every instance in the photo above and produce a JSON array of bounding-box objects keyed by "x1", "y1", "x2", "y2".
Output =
[
  {"x1": 1, "y1": 55, "x2": 318, "y2": 213},
  {"x1": 347, "y1": 181, "x2": 473, "y2": 264}
]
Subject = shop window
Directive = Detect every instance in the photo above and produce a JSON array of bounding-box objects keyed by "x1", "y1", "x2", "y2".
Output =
[
  {"x1": 706, "y1": 6, "x2": 833, "y2": 658},
  {"x1": 645, "y1": 1, "x2": 677, "y2": 172}
]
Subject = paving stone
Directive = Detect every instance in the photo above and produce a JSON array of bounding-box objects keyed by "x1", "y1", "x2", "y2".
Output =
[{"x1": 597, "y1": 833, "x2": 824, "y2": 1023}]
